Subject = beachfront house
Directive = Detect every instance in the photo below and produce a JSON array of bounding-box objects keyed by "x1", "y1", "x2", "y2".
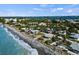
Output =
[
  {"x1": 71, "y1": 34, "x2": 79, "y2": 41},
  {"x1": 70, "y1": 42, "x2": 79, "y2": 53},
  {"x1": 43, "y1": 33, "x2": 54, "y2": 40},
  {"x1": 5, "y1": 18, "x2": 10, "y2": 23},
  {"x1": 31, "y1": 30, "x2": 39, "y2": 34},
  {"x1": 27, "y1": 29, "x2": 39, "y2": 35}
]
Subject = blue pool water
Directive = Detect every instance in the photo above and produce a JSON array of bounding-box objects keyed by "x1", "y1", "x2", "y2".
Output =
[{"x1": 0, "y1": 25, "x2": 38, "y2": 55}]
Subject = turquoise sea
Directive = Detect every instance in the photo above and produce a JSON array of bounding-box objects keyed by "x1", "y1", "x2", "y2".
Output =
[{"x1": 0, "y1": 25, "x2": 38, "y2": 55}]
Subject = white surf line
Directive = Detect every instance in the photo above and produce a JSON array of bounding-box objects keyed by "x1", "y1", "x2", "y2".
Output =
[{"x1": 4, "y1": 27, "x2": 38, "y2": 55}]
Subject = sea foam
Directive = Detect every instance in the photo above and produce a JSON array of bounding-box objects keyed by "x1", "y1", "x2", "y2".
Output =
[{"x1": 4, "y1": 27, "x2": 38, "y2": 55}]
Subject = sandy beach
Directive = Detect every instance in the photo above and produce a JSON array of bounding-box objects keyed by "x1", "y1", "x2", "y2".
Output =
[{"x1": 5, "y1": 24, "x2": 56, "y2": 55}]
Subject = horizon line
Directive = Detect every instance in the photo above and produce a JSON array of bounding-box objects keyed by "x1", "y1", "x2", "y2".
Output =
[{"x1": 0, "y1": 15, "x2": 79, "y2": 17}]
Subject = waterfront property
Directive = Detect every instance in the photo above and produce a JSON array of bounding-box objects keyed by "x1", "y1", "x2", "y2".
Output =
[{"x1": 0, "y1": 16, "x2": 79, "y2": 55}]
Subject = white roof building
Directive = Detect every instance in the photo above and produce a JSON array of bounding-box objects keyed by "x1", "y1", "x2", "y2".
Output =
[
  {"x1": 44, "y1": 33, "x2": 54, "y2": 38},
  {"x1": 39, "y1": 22, "x2": 47, "y2": 26},
  {"x1": 70, "y1": 42, "x2": 79, "y2": 51},
  {"x1": 29, "y1": 30, "x2": 39, "y2": 34},
  {"x1": 71, "y1": 34, "x2": 79, "y2": 41}
]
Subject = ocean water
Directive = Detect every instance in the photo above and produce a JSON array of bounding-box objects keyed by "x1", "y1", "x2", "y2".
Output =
[{"x1": 0, "y1": 25, "x2": 38, "y2": 55}]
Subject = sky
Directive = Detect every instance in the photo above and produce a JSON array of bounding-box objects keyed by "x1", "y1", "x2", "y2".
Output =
[{"x1": 0, "y1": 4, "x2": 79, "y2": 16}]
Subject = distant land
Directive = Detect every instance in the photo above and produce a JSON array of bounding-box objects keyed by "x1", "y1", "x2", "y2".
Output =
[{"x1": 0, "y1": 16, "x2": 79, "y2": 20}]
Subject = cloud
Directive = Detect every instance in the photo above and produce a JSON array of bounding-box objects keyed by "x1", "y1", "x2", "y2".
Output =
[
  {"x1": 0, "y1": 9, "x2": 19, "y2": 16},
  {"x1": 67, "y1": 9, "x2": 73, "y2": 13},
  {"x1": 40, "y1": 4, "x2": 48, "y2": 7},
  {"x1": 50, "y1": 9, "x2": 56, "y2": 12},
  {"x1": 1, "y1": 9, "x2": 36, "y2": 16},
  {"x1": 0, "y1": 9, "x2": 34, "y2": 16},
  {"x1": 6, "y1": 9, "x2": 17, "y2": 16},
  {"x1": 56, "y1": 8, "x2": 64, "y2": 10},
  {"x1": 50, "y1": 8, "x2": 64, "y2": 13},
  {"x1": 33, "y1": 8, "x2": 43, "y2": 11}
]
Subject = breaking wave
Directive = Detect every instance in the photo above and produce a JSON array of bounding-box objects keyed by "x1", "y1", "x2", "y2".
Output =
[{"x1": 4, "y1": 27, "x2": 38, "y2": 55}]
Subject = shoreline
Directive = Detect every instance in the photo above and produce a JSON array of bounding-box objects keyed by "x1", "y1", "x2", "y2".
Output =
[{"x1": 4, "y1": 24, "x2": 55, "y2": 55}]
